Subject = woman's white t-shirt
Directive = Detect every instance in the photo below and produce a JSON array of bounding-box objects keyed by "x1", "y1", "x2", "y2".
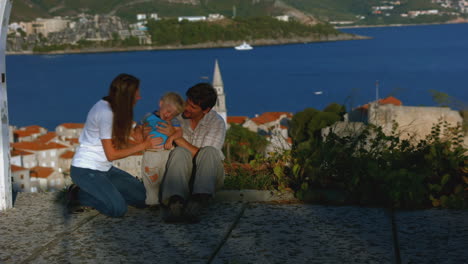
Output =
[{"x1": 72, "y1": 100, "x2": 113, "y2": 171}]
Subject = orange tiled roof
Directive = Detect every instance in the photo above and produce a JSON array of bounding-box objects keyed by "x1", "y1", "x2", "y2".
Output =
[
  {"x1": 60, "y1": 150, "x2": 75, "y2": 159},
  {"x1": 11, "y1": 149, "x2": 34, "y2": 156},
  {"x1": 250, "y1": 112, "x2": 293, "y2": 125},
  {"x1": 358, "y1": 96, "x2": 403, "y2": 110},
  {"x1": 22, "y1": 125, "x2": 45, "y2": 133},
  {"x1": 14, "y1": 130, "x2": 38, "y2": 138},
  {"x1": 30, "y1": 166, "x2": 54, "y2": 178},
  {"x1": 36, "y1": 132, "x2": 57, "y2": 143},
  {"x1": 11, "y1": 164, "x2": 28, "y2": 172},
  {"x1": 12, "y1": 142, "x2": 68, "y2": 151},
  {"x1": 227, "y1": 116, "x2": 248, "y2": 125},
  {"x1": 58, "y1": 123, "x2": 84, "y2": 129}
]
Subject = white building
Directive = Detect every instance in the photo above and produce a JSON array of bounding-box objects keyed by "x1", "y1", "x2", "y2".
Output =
[
  {"x1": 13, "y1": 125, "x2": 47, "y2": 142},
  {"x1": 178, "y1": 16, "x2": 206, "y2": 22},
  {"x1": 137, "y1": 14, "x2": 147, "y2": 21},
  {"x1": 242, "y1": 112, "x2": 293, "y2": 153},
  {"x1": 275, "y1": 15, "x2": 289, "y2": 22},
  {"x1": 212, "y1": 59, "x2": 227, "y2": 124},
  {"x1": 11, "y1": 165, "x2": 31, "y2": 192},
  {"x1": 30, "y1": 166, "x2": 65, "y2": 192},
  {"x1": 56, "y1": 123, "x2": 84, "y2": 140},
  {"x1": 11, "y1": 141, "x2": 70, "y2": 171},
  {"x1": 23, "y1": 17, "x2": 69, "y2": 36},
  {"x1": 208, "y1": 14, "x2": 224, "y2": 21},
  {"x1": 58, "y1": 150, "x2": 74, "y2": 173},
  {"x1": 11, "y1": 149, "x2": 36, "y2": 169}
]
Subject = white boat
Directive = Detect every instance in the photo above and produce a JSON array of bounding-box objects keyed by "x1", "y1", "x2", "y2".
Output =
[
  {"x1": 314, "y1": 91, "x2": 323, "y2": 95},
  {"x1": 235, "y1": 41, "x2": 253, "y2": 50}
]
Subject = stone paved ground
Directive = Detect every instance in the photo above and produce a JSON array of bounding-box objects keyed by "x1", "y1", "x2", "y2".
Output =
[{"x1": 0, "y1": 193, "x2": 467, "y2": 264}]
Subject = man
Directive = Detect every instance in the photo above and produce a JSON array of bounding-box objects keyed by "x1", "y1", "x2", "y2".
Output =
[{"x1": 158, "y1": 83, "x2": 226, "y2": 223}]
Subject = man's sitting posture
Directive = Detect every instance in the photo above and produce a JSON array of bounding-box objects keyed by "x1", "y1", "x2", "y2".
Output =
[{"x1": 159, "y1": 83, "x2": 226, "y2": 223}]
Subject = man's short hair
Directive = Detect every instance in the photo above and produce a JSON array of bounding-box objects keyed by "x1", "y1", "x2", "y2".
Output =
[{"x1": 186, "y1": 83, "x2": 217, "y2": 110}]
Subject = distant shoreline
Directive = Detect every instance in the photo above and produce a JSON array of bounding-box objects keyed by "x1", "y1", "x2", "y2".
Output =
[
  {"x1": 6, "y1": 33, "x2": 369, "y2": 56},
  {"x1": 335, "y1": 19, "x2": 468, "y2": 29},
  {"x1": 9, "y1": 20, "x2": 467, "y2": 56}
]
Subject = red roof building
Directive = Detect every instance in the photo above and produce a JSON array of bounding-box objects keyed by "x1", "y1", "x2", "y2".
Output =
[
  {"x1": 30, "y1": 166, "x2": 54, "y2": 178},
  {"x1": 227, "y1": 116, "x2": 248, "y2": 125}
]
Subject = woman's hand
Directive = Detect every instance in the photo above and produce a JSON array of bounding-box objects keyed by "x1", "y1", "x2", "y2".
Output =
[
  {"x1": 132, "y1": 124, "x2": 151, "y2": 143},
  {"x1": 144, "y1": 136, "x2": 163, "y2": 150}
]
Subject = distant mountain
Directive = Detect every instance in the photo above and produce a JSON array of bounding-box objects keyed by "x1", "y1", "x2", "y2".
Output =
[
  {"x1": 10, "y1": 0, "x2": 463, "y2": 24},
  {"x1": 11, "y1": 0, "x2": 307, "y2": 22}
]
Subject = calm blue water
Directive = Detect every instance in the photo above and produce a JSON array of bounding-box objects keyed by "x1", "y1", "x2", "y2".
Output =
[{"x1": 7, "y1": 23, "x2": 468, "y2": 130}]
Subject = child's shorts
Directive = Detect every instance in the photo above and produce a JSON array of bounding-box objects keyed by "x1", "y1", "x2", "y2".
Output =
[{"x1": 141, "y1": 149, "x2": 171, "y2": 205}]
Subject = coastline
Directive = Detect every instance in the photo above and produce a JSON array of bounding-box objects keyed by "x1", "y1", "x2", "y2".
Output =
[
  {"x1": 336, "y1": 19, "x2": 468, "y2": 29},
  {"x1": 6, "y1": 33, "x2": 369, "y2": 56}
]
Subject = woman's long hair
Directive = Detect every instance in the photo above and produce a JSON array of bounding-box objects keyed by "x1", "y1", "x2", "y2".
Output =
[{"x1": 104, "y1": 73, "x2": 140, "y2": 149}]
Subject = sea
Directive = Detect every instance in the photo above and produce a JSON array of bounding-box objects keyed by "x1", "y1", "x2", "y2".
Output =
[{"x1": 6, "y1": 23, "x2": 468, "y2": 130}]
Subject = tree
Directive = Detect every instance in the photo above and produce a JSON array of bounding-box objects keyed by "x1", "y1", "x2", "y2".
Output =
[
  {"x1": 223, "y1": 124, "x2": 268, "y2": 163},
  {"x1": 289, "y1": 103, "x2": 344, "y2": 180}
]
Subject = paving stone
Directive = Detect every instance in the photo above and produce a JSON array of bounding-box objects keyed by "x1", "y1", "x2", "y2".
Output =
[
  {"x1": 213, "y1": 204, "x2": 395, "y2": 264},
  {"x1": 31, "y1": 202, "x2": 244, "y2": 263},
  {"x1": 0, "y1": 192, "x2": 98, "y2": 263},
  {"x1": 396, "y1": 209, "x2": 468, "y2": 264},
  {"x1": 216, "y1": 190, "x2": 297, "y2": 202}
]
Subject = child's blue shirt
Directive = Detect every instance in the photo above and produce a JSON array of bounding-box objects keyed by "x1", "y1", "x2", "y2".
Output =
[{"x1": 142, "y1": 111, "x2": 180, "y2": 145}]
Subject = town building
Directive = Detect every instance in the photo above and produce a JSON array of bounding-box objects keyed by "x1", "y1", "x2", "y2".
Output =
[
  {"x1": 56, "y1": 123, "x2": 84, "y2": 140},
  {"x1": 227, "y1": 116, "x2": 248, "y2": 129},
  {"x1": 324, "y1": 96, "x2": 465, "y2": 145},
  {"x1": 58, "y1": 150, "x2": 74, "y2": 173},
  {"x1": 30, "y1": 166, "x2": 65, "y2": 192},
  {"x1": 13, "y1": 125, "x2": 47, "y2": 142},
  {"x1": 11, "y1": 149, "x2": 36, "y2": 169},
  {"x1": 23, "y1": 18, "x2": 69, "y2": 36},
  {"x1": 11, "y1": 165, "x2": 31, "y2": 192},
  {"x1": 242, "y1": 112, "x2": 293, "y2": 153},
  {"x1": 178, "y1": 16, "x2": 206, "y2": 22},
  {"x1": 11, "y1": 141, "x2": 70, "y2": 170}
]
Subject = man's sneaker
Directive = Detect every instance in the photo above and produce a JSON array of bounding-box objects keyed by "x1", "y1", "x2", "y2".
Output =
[
  {"x1": 163, "y1": 195, "x2": 185, "y2": 223},
  {"x1": 184, "y1": 194, "x2": 211, "y2": 224}
]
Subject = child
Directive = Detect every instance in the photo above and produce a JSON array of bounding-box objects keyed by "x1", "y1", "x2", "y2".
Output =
[{"x1": 141, "y1": 92, "x2": 184, "y2": 206}]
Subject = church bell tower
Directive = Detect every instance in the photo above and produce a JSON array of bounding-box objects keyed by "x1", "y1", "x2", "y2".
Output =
[{"x1": 212, "y1": 59, "x2": 227, "y2": 124}]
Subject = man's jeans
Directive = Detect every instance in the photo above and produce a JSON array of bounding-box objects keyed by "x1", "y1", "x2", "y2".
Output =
[
  {"x1": 70, "y1": 166, "x2": 147, "y2": 217},
  {"x1": 160, "y1": 146, "x2": 224, "y2": 205}
]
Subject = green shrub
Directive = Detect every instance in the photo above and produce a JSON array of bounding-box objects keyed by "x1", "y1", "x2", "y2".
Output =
[{"x1": 294, "y1": 120, "x2": 467, "y2": 209}]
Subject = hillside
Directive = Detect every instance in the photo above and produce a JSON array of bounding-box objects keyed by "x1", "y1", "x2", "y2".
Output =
[{"x1": 11, "y1": 0, "x2": 465, "y2": 25}]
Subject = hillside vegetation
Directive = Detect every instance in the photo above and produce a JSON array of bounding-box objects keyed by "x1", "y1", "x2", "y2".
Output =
[{"x1": 11, "y1": 0, "x2": 463, "y2": 25}]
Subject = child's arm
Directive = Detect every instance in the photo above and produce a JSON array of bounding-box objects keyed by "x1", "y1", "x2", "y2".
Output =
[{"x1": 164, "y1": 127, "x2": 181, "y2": 150}]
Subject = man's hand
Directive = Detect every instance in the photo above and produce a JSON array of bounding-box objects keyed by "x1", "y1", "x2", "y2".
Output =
[{"x1": 157, "y1": 121, "x2": 175, "y2": 137}]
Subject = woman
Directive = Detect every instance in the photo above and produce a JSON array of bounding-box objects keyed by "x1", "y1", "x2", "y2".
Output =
[{"x1": 69, "y1": 73, "x2": 162, "y2": 217}]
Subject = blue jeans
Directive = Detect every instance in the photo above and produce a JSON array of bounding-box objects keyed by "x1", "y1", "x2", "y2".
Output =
[{"x1": 70, "y1": 166, "x2": 146, "y2": 217}]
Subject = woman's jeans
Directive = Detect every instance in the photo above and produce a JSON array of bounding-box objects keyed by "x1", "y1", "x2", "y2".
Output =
[{"x1": 70, "y1": 166, "x2": 146, "y2": 217}]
